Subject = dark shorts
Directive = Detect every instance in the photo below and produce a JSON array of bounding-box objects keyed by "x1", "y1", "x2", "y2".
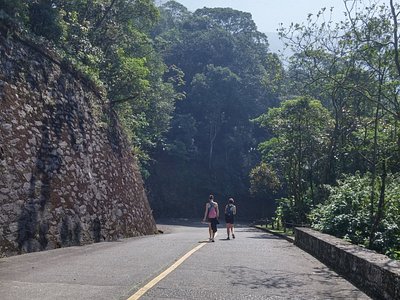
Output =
[
  {"x1": 225, "y1": 215, "x2": 234, "y2": 224},
  {"x1": 209, "y1": 218, "x2": 219, "y2": 232}
]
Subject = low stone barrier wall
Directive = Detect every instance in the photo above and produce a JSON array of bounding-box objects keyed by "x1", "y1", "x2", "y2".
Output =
[{"x1": 295, "y1": 228, "x2": 400, "y2": 300}]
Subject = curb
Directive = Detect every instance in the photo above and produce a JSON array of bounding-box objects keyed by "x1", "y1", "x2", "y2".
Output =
[{"x1": 253, "y1": 225, "x2": 295, "y2": 243}]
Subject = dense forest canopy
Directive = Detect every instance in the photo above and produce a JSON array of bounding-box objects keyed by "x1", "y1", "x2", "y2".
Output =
[
  {"x1": 147, "y1": 1, "x2": 282, "y2": 218},
  {"x1": 1, "y1": 0, "x2": 399, "y2": 259}
]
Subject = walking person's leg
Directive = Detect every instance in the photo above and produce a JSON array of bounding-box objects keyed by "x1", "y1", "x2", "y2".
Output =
[{"x1": 210, "y1": 218, "x2": 217, "y2": 241}]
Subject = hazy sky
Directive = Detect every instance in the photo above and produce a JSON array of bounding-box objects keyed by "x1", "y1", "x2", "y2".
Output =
[{"x1": 164, "y1": 0, "x2": 349, "y2": 33}]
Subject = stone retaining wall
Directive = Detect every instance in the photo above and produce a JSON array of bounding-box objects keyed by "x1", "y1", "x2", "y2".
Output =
[
  {"x1": 0, "y1": 31, "x2": 157, "y2": 257},
  {"x1": 295, "y1": 228, "x2": 400, "y2": 300}
]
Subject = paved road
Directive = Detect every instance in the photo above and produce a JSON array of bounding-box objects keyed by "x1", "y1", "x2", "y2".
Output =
[{"x1": 0, "y1": 220, "x2": 370, "y2": 299}]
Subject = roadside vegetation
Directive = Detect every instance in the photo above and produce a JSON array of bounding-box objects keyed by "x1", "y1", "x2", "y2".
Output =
[{"x1": 252, "y1": 0, "x2": 400, "y2": 259}]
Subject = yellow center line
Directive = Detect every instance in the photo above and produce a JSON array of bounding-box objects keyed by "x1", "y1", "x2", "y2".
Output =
[{"x1": 127, "y1": 242, "x2": 207, "y2": 300}]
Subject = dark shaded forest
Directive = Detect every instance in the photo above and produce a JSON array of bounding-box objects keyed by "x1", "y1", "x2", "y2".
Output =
[
  {"x1": 1, "y1": 0, "x2": 399, "y2": 259},
  {"x1": 146, "y1": 3, "x2": 281, "y2": 219}
]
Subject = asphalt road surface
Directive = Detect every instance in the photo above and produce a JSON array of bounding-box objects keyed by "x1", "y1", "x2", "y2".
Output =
[{"x1": 0, "y1": 219, "x2": 370, "y2": 300}]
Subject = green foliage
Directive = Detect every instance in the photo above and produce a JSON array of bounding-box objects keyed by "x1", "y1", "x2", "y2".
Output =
[
  {"x1": 29, "y1": 0, "x2": 64, "y2": 42},
  {"x1": 249, "y1": 162, "x2": 280, "y2": 195},
  {"x1": 0, "y1": 0, "x2": 29, "y2": 22},
  {"x1": 273, "y1": 197, "x2": 294, "y2": 228},
  {"x1": 193, "y1": 7, "x2": 258, "y2": 34},
  {"x1": 4, "y1": 0, "x2": 183, "y2": 171},
  {"x1": 310, "y1": 174, "x2": 371, "y2": 243},
  {"x1": 269, "y1": 0, "x2": 400, "y2": 258},
  {"x1": 310, "y1": 173, "x2": 400, "y2": 258},
  {"x1": 152, "y1": 0, "x2": 190, "y2": 35},
  {"x1": 255, "y1": 96, "x2": 333, "y2": 221},
  {"x1": 146, "y1": 3, "x2": 278, "y2": 218}
]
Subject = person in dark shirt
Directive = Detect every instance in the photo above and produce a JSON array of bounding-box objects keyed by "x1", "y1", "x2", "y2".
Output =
[{"x1": 224, "y1": 198, "x2": 236, "y2": 240}]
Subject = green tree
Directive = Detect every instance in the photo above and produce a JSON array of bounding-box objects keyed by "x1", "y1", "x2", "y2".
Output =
[
  {"x1": 189, "y1": 65, "x2": 241, "y2": 169},
  {"x1": 279, "y1": 0, "x2": 400, "y2": 251},
  {"x1": 147, "y1": 4, "x2": 279, "y2": 218},
  {"x1": 255, "y1": 96, "x2": 333, "y2": 221},
  {"x1": 29, "y1": 0, "x2": 64, "y2": 42},
  {"x1": 0, "y1": 0, "x2": 28, "y2": 21}
]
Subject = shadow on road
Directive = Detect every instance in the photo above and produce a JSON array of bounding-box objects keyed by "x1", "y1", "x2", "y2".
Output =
[
  {"x1": 156, "y1": 218, "x2": 206, "y2": 228},
  {"x1": 222, "y1": 265, "x2": 363, "y2": 299},
  {"x1": 155, "y1": 218, "x2": 253, "y2": 228},
  {"x1": 246, "y1": 234, "x2": 282, "y2": 240}
]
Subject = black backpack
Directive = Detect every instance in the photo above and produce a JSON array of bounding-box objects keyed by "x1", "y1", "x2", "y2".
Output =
[{"x1": 226, "y1": 204, "x2": 234, "y2": 216}]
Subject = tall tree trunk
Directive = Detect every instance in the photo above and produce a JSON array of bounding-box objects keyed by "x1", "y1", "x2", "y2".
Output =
[
  {"x1": 209, "y1": 122, "x2": 217, "y2": 170},
  {"x1": 369, "y1": 160, "x2": 387, "y2": 248},
  {"x1": 80, "y1": 0, "x2": 93, "y2": 23},
  {"x1": 369, "y1": 104, "x2": 379, "y2": 223},
  {"x1": 326, "y1": 119, "x2": 339, "y2": 184},
  {"x1": 390, "y1": 0, "x2": 400, "y2": 78},
  {"x1": 369, "y1": 71, "x2": 384, "y2": 229},
  {"x1": 296, "y1": 116, "x2": 303, "y2": 221},
  {"x1": 309, "y1": 166, "x2": 314, "y2": 206},
  {"x1": 325, "y1": 92, "x2": 340, "y2": 184}
]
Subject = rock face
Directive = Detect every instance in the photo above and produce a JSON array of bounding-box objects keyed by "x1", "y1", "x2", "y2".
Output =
[{"x1": 0, "y1": 32, "x2": 157, "y2": 257}]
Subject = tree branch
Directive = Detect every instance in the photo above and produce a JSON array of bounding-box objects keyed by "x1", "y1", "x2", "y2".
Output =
[
  {"x1": 93, "y1": 0, "x2": 118, "y2": 32},
  {"x1": 390, "y1": 0, "x2": 400, "y2": 78},
  {"x1": 110, "y1": 92, "x2": 140, "y2": 106}
]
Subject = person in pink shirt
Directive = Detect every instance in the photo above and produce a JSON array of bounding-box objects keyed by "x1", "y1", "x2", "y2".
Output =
[{"x1": 203, "y1": 194, "x2": 219, "y2": 242}]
